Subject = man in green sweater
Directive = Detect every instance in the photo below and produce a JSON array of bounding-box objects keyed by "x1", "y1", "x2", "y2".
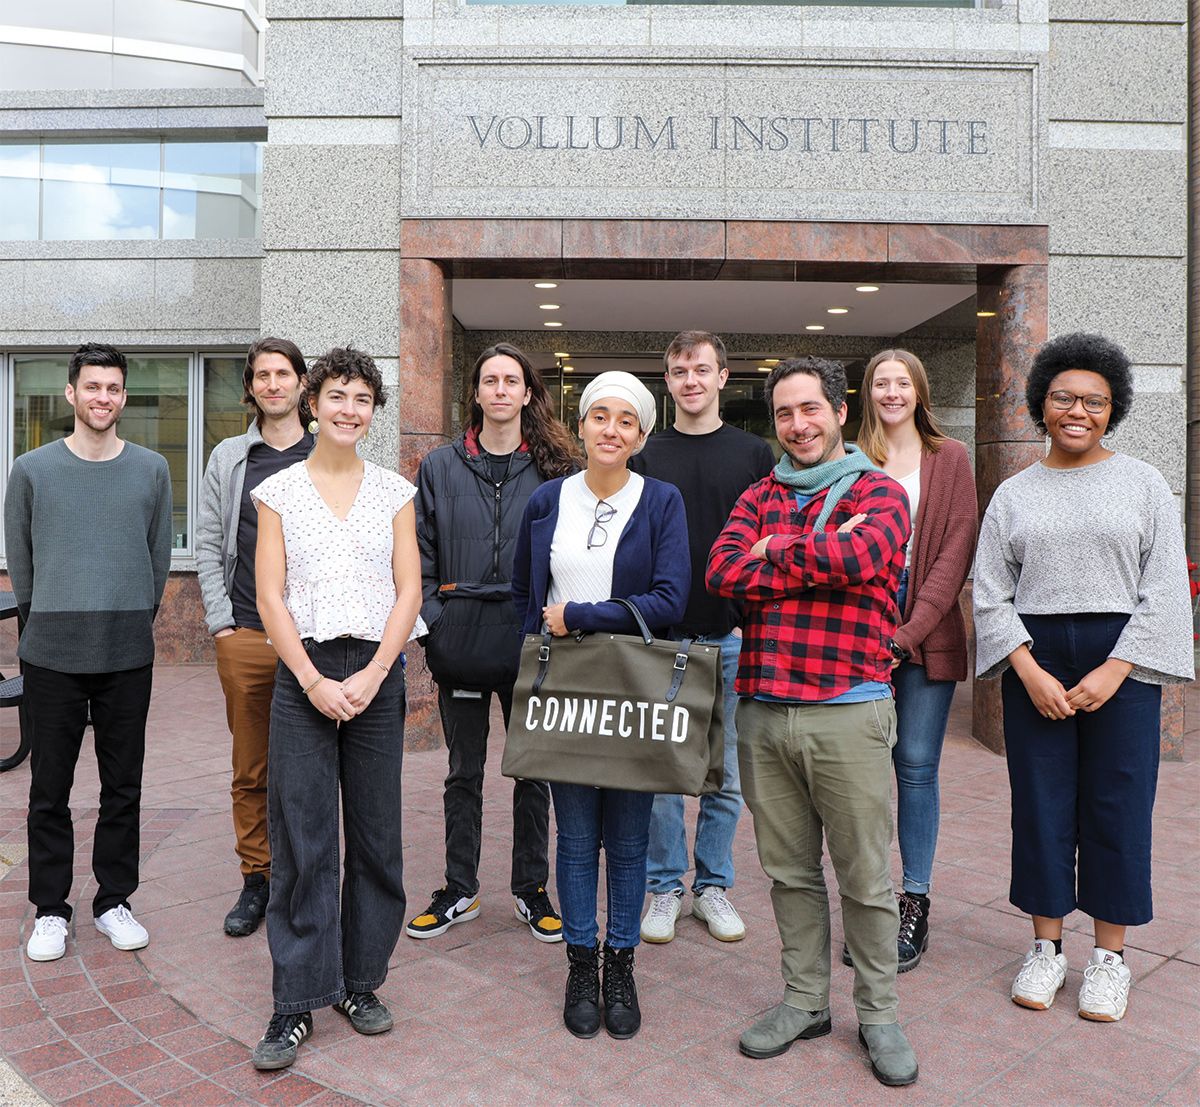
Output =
[{"x1": 5, "y1": 343, "x2": 172, "y2": 963}]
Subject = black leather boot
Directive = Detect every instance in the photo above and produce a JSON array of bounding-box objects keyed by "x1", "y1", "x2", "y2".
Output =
[
  {"x1": 602, "y1": 943, "x2": 641, "y2": 1039},
  {"x1": 224, "y1": 873, "x2": 269, "y2": 937},
  {"x1": 897, "y1": 892, "x2": 930, "y2": 973},
  {"x1": 563, "y1": 943, "x2": 601, "y2": 1039}
]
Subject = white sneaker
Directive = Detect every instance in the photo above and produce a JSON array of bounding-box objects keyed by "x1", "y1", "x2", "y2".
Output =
[
  {"x1": 26, "y1": 915, "x2": 68, "y2": 962},
  {"x1": 1078, "y1": 948, "x2": 1131, "y2": 1022},
  {"x1": 640, "y1": 890, "x2": 683, "y2": 943},
  {"x1": 1011, "y1": 938, "x2": 1068, "y2": 1010},
  {"x1": 94, "y1": 905, "x2": 149, "y2": 951},
  {"x1": 692, "y1": 887, "x2": 746, "y2": 942}
]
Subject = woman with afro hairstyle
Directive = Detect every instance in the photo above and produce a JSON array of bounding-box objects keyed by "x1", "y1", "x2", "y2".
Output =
[{"x1": 973, "y1": 332, "x2": 1193, "y2": 1023}]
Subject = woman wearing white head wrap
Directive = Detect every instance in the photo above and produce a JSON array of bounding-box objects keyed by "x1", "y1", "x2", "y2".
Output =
[{"x1": 510, "y1": 371, "x2": 691, "y2": 1042}]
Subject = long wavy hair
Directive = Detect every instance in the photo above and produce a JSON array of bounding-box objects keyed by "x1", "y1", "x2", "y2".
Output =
[
  {"x1": 469, "y1": 343, "x2": 581, "y2": 479},
  {"x1": 857, "y1": 348, "x2": 948, "y2": 465}
]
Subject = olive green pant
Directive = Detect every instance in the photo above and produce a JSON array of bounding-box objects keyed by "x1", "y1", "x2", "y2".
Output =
[{"x1": 737, "y1": 697, "x2": 900, "y2": 1024}]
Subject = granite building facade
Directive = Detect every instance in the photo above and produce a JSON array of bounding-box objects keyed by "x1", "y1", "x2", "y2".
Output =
[{"x1": 0, "y1": 1, "x2": 1191, "y2": 752}]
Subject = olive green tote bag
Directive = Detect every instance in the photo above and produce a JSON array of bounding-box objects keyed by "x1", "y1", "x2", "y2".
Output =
[{"x1": 502, "y1": 599, "x2": 725, "y2": 796}]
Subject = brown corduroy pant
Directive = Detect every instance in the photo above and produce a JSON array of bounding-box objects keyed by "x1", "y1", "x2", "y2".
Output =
[{"x1": 214, "y1": 627, "x2": 277, "y2": 877}]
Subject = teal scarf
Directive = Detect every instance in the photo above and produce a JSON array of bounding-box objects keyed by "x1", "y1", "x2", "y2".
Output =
[{"x1": 773, "y1": 443, "x2": 879, "y2": 533}]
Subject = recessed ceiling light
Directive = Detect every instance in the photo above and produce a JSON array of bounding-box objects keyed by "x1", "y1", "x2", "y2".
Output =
[
  {"x1": 846, "y1": 388, "x2": 858, "y2": 395},
  {"x1": 563, "y1": 365, "x2": 574, "y2": 372},
  {"x1": 543, "y1": 321, "x2": 563, "y2": 327},
  {"x1": 538, "y1": 303, "x2": 560, "y2": 311},
  {"x1": 827, "y1": 307, "x2": 849, "y2": 315},
  {"x1": 764, "y1": 358, "x2": 780, "y2": 365},
  {"x1": 855, "y1": 285, "x2": 879, "y2": 293},
  {"x1": 977, "y1": 310, "x2": 997, "y2": 318},
  {"x1": 534, "y1": 282, "x2": 558, "y2": 289},
  {"x1": 554, "y1": 351, "x2": 570, "y2": 358},
  {"x1": 757, "y1": 366, "x2": 772, "y2": 373},
  {"x1": 805, "y1": 325, "x2": 825, "y2": 331}
]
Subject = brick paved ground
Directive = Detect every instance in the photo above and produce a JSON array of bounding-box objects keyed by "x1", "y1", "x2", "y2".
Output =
[{"x1": 0, "y1": 667, "x2": 1196, "y2": 1106}]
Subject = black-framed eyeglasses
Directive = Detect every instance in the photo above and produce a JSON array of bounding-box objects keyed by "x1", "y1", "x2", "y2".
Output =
[
  {"x1": 587, "y1": 499, "x2": 617, "y2": 550},
  {"x1": 1047, "y1": 389, "x2": 1111, "y2": 414}
]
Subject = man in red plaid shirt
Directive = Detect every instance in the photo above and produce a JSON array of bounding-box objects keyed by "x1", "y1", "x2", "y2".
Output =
[{"x1": 706, "y1": 356, "x2": 918, "y2": 1087}]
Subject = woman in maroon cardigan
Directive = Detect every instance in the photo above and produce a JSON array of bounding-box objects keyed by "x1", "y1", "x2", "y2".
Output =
[{"x1": 854, "y1": 348, "x2": 978, "y2": 972}]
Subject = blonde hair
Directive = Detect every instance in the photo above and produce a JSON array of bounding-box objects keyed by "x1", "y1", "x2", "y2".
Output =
[{"x1": 857, "y1": 348, "x2": 949, "y2": 465}]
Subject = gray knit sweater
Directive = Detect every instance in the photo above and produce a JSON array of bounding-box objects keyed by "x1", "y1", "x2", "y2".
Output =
[
  {"x1": 973, "y1": 453, "x2": 1194, "y2": 685},
  {"x1": 4, "y1": 439, "x2": 172, "y2": 673}
]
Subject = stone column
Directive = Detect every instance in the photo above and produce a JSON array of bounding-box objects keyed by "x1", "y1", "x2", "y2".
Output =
[
  {"x1": 973, "y1": 263, "x2": 1047, "y2": 755},
  {"x1": 398, "y1": 258, "x2": 453, "y2": 752}
]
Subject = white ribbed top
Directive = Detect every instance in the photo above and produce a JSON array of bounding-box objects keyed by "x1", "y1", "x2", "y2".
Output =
[{"x1": 547, "y1": 471, "x2": 645, "y2": 607}]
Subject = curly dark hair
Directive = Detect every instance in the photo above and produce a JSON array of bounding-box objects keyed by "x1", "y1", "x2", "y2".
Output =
[
  {"x1": 307, "y1": 346, "x2": 387, "y2": 408},
  {"x1": 1025, "y1": 332, "x2": 1133, "y2": 433},
  {"x1": 470, "y1": 343, "x2": 581, "y2": 479},
  {"x1": 765, "y1": 356, "x2": 847, "y2": 416}
]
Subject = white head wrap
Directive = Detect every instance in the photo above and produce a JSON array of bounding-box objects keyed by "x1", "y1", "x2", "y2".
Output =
[{"x1": 577, "y1": 372, "x2": 657, "y2": 442}]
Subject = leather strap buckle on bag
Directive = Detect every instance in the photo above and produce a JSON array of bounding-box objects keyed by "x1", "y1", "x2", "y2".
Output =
[
  {"x1": 533, "y1": 628, "x2": 553, "y2": 693},
  {"x1": 667, "y1": 637, "x2": 693, "y2": 703}
]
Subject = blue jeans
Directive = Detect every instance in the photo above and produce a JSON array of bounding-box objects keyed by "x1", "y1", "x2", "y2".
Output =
[
  {"x1": 646, "y1": 630, "x2": 743, "y2": 895},
  {"x1": 891, "y1": 661, "x2": 955, "y2": 895},
  {"x1": 549, "y1": 782, "x2": 654, "y2": 949},
  {"x1": 266, "y1": 638, "x2": 407, "y2": 1014}
]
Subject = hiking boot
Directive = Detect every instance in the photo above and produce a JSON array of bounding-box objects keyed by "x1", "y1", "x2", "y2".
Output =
[
  {"x1": 601, "y1": 943, "x2": 641, "y2": 1039},
  {"x1": 858, "y1": 1022, "x2": 919, "y2": 1086},
  {"x1": 26, "y1": 915, "x2": 68, "y2": 962},
  {"x1": 514, "y1": 886, "x2": 564, "y2": 943},
  {"x1": 405, "y1": 887, "x2": 480, "y2": 939},
  {"x1": 563, "y1": 943, "x2": 601, "y2": 1039},
  {"x1": 640, "y1": 889, "x2": 682, "y2": 943},
  {"x1": 333, "y1": 991, "x2": 394, "y2": 1035},
  {"x1": 224, "y1": 873, "x2": 269, "y2": 938},
  {"x1": 251, "y1": 1011, "x2": 312, "y2": 1071},
  {"x1": 738, "y1": 1003, "x2": 831, "y2": 1059},
  {"x1": 692, "y1": 887, "x2": 746, "y2": 942},
  {"x1": 1011, "y1": 938, "x2": 1068, "y2": 1010},
  {"x1": 94, "y1": 905, "x2": 149, "y2": 951},
  {"x1": 896, "y1": 891, "x2": 930, "y2": 972},
  {"x1": 1078, "y1": 948, "x2": 1131, "y2": 1022}
]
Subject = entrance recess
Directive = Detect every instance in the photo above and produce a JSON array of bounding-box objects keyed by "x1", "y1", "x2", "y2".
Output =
[{"x1": 397, "y1": 218, "x2": 1051, "y2": 755}]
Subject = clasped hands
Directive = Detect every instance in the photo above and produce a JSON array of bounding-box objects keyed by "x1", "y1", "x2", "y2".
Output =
[
  {"x1": 305, "y1": 665, "x2": 386, "y2": 722},
  {"x1": 1018, "y1": 656, "x2": 1132, "y2": 721}
]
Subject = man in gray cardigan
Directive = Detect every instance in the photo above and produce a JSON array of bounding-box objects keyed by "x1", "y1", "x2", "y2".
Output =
[
  {"x1": 195, "y1": 337, "x2": 312, "y2": 938},
  {"x1": 6, "y1": 344, "x2": 172, "y2": 963}
]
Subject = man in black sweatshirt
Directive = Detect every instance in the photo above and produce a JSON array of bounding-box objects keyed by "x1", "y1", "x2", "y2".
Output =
[{"x1": 632, "y1": 331, "x2": 775, "y2": 945}]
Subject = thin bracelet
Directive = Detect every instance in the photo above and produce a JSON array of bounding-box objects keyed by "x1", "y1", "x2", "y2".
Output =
[
  {"x1": 302, "y1": 674, "x2": 325, "y2": 695},
  {"x1": 370, "y1": 658, "x2": 390, "y2": 675}
]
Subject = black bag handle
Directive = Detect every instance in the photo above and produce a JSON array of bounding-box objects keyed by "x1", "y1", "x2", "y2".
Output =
[{"x1": 609, "y1": 597, "x2": 654, "y2": 645}]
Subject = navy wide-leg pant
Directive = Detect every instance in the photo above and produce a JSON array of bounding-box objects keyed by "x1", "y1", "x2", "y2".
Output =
[{"x1": 1001, "y1": 613, "x2": 1160, "y2": 926}]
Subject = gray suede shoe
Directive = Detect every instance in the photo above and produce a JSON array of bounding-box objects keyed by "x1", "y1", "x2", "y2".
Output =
[
  {"x1": 738, "y1": 1002, "x2": 832, "y2": 1059},
  {"x1": 858, "y1": 1022, "x2": 919, "y2": 1086}
]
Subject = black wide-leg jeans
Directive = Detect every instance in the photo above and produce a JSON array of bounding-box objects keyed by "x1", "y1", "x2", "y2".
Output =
[
  {"x1": 266, "y1": 637, "x2": 407, "y2": 1015},
  {"x1": 25, "y1": 661, "x2": 154, "y2": 922}
]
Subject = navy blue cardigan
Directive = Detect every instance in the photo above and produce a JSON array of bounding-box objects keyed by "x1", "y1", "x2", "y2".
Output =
[{"x1": 511, "y1": 474, "x2": 690, "y2": 638}]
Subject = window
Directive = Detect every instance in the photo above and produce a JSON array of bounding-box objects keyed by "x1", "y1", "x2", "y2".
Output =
[
  {"x1": 4, "y1": 352, "x2": 253, "y2": 559},
  {"x1": 0, "y1": 139, "x2": 263, "y2": 241},
  {"x1": 466, "y1": 1, "x2": 974, "y2": 6}
]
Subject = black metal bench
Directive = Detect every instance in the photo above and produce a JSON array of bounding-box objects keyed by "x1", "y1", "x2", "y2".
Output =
[{"x1": 0, "y1": 593, "x2": 28, "y2": 772}]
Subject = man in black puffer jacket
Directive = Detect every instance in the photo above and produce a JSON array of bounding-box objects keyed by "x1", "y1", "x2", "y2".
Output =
[{"x1": 406, "y1": 343, "x2": 580, "y2": 944}]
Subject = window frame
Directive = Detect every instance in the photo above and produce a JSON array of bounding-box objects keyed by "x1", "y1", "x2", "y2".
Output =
[{"x1": 0, "y1": 350, "x2": 250, "y2": 566}]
